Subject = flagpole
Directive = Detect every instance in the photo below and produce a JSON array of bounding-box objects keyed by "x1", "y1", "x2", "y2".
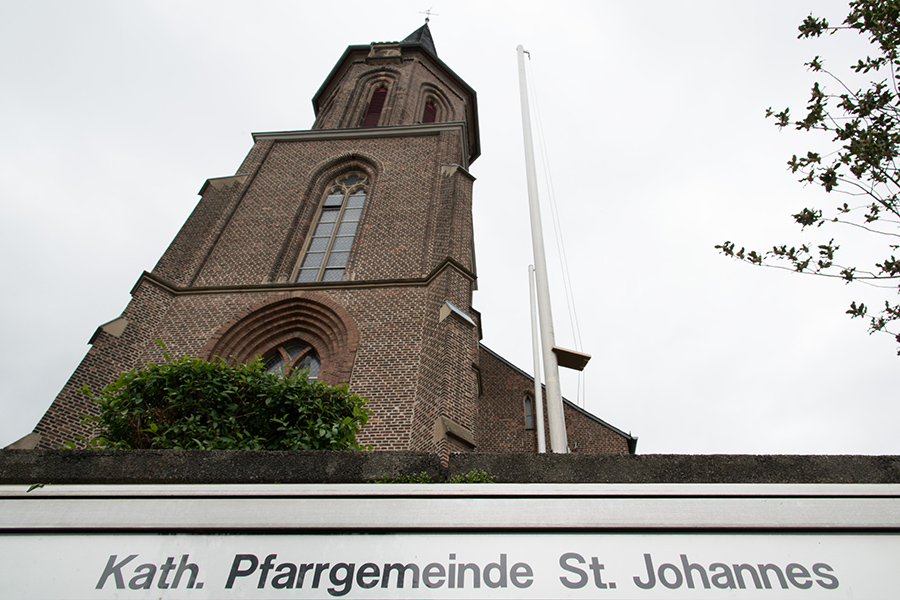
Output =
[
  {"x1": 529, "y1": 265, "x2": 547, "y2": 453},
  {"x1": 517, "y1": 45, "x2": 567, "y2": 453}
]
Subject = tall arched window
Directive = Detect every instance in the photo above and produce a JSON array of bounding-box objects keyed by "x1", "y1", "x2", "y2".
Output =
[
  {"x1": 361, "y1": 87, "x2": 387, "y2": 127},
  {"x1": 264, "y1": 341, "x2": 321, "y2": 379},
  {"x1": 296, "y1": 172, "x2": 367, "y2": 283},
  {"x1": 524, "y1": 395, "x2": 536, "y2": 430}
]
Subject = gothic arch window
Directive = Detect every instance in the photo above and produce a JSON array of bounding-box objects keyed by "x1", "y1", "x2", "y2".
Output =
[
  {"x1": 204, "y1": 296, "x2": 359, "y2": 386},
  {"x1": 295, "y1": 172, "x2": 367, "y2": 283},
  {"x1": 524, "y1": 395, "x2": 536, "y2": 430},
  {"x1": 264, "y1": 341, "x2": 321, "y2": 379},
  {"x1": 361, "y1": 86, "x2": 387, "y2": 127},
  {"x1": 422, "y1": 100, "x2": 436, "y2": 123},
  {"x1": 418, "y1": 86, "x2": 453, "y2": 124}
]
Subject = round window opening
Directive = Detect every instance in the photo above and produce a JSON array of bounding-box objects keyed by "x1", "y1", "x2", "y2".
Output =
[{"x1": 263, "y1": 341, "x2": 321, "y2": 379}]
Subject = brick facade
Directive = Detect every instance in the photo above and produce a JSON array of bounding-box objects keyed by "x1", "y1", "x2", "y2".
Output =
[
  {"x1": 477, "y1": 346, "x2": 635, "y2": 454},
  {"x1": 28, "y1": 25, "x2": 634, "y2": 458}
]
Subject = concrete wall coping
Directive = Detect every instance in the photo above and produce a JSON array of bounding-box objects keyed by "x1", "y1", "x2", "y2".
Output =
[{"x1": 1, "y1": 450, "x2": 899, "y2": 485}]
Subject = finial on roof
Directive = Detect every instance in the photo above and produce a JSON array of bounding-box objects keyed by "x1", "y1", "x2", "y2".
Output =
[
  {"x1": 420, "y1": 7, "x2": 438, "y2": 23},
  {"x1": 402, "y1": 20, "x2": 438, "y2": 57}
]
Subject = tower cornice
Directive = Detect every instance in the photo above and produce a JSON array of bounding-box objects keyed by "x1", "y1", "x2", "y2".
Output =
[{"x1": 252, "y1": 122, "x2": 474, "y2": 169}]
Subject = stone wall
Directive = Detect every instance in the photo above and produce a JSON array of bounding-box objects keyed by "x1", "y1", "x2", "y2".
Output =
[{"x1": 4, "y1": 450, "x2": 897, "y2": 485}]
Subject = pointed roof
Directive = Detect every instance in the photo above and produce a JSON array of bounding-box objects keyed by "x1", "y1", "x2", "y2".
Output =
[{"x1": 402, "y1": 23, "x2": 437, "y2": 57}]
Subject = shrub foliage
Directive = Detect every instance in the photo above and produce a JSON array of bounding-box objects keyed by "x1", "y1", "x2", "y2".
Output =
[
  {"x1": 79, "y1": 349, "x2": 369, "y2": 450},
  {"x1": 371, "y1": 469, "x2": 495, "y2": 484}
]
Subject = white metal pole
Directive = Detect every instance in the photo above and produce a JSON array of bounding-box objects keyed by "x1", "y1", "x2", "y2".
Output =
[
  {"x1": 517, "y1": 45, "x2": 568, "y2": 453},
  {"x1": 529, "y1": 265, "x2": 547, "y2": 453}
]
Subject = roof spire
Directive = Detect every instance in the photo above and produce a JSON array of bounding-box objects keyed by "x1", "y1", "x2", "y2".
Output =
[{"x1": 402, "y1": 20, "x2": 437, "y2": 57}]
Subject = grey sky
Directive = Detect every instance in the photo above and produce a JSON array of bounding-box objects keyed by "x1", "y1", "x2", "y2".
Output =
[{"x1": 1, "y1": 0, "x2": 896, "y2": 453}]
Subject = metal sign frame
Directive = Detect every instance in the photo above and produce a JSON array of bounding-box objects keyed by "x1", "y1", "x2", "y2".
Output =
[{"x1": 3, "y1": 482, "x2": 899, "y2": 531}]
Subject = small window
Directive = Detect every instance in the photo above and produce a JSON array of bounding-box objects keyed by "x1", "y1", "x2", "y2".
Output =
[
  {"x1": 296, "y1": 172, "x2": 368, "y2": 283},
  {"x1": 524, "y1": 395, "x2": 535, "y2": 430},
  {"x1": 264, "y1": 341, "x2": 320, "y2": 379},
  {"x1": 361, "y1": 87, "x2": 387, "y2": 127},
  {"x1": 422, "y1": 101, "x2": 436, "y2": 123}
]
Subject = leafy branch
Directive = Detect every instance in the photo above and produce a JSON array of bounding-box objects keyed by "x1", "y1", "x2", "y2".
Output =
[{"x1": 720, "y1": 0, "x2": 900, "y2": 352}]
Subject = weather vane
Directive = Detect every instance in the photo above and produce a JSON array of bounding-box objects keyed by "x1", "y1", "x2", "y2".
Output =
[{"x1": 420, "y1": 7, "x2": 438, "y2": 23}]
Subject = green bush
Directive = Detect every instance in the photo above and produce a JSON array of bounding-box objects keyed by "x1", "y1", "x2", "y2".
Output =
[
  {"x1": 447, "y1": 469, "x2": 494, "y2": 484},
  {"x1": 371, "y1": 472, "x2": 436, "y2": 484},
  {"x1": 371, "y1": 469, "x2": 495, "y2": 484},
  {"x1": 76, "y1": 348, "x2": 369, "y2": 451}
]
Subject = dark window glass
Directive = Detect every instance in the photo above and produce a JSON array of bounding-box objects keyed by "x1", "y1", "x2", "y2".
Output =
[
  {"x1": 525, "y1": 396, "x2": 536, "y2": 430},
  {"x1": 264, "y1": 342, "x2": 320, "y2": 379}
]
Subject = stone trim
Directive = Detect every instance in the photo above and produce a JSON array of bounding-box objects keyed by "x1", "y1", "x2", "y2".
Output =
[
  {"x1": 87, "y1": 317, "x2": 129, "y2": 345},
  {"x1": 3, "y1": 433, "x2": 41, "y2": 450},
  {"x1": 197, "y1": 174, "x2": 249, "y2": 196},
  {"x1": 137, "y1": 256, "x2": 476, "y2": 297},
  {"x1": 434, "y1": 416, "x2": 476, "y2": 450},
  {"x1": 440, "y1": 163, "x2": 475, "y2": 181},
  {"x1": 252, "y1": 123, "x2": 471, "y2": 169},
  {"x1": 440, "y1": 300, "x2": 476, "y2": 328}
]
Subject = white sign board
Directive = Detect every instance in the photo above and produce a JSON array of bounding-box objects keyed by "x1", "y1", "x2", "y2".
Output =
[
  {"x1": 2, "y1": 532, "x2": 897, "y2": 599},
  {"x1": 1, "y1": 483, "x2": 898, "y2": 599}
]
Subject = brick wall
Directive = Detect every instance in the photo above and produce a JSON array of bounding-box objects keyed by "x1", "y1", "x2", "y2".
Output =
[
  {"x1": 476, "y1": 346, "x2": 634, "y2": 454},
  {"x1": 33, "y1": 282, "x2": 176, "y2": 448},
  {"x1": 312, "y1": 46, "x2": 473, "y2": 135}
]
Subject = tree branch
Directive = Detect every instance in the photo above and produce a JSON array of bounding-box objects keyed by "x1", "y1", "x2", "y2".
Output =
[{"x1": 832, "y1": 217, "x2": 900, "y2": 237}]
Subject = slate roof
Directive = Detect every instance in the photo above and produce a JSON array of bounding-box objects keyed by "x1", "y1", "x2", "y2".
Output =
[{"x1": 402, "y1": 23, "x2": 437, "y2": 57}]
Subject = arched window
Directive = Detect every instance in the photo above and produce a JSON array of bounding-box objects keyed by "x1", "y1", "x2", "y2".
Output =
[
  {"x1": 205, "y1": 296, "x2": 359, "y2": 386},
  {"x1": 361, "y1": 87, "x2": 387, "y2": 127},
  {"x1": 524, "y1": 395, "x2": 536, "y2": 430},
  {"x1": 422, "y1": 100, "x2": 436, "y2": 123},
  {"x1": 264, "y1": 341, "x2": 321, "y2": 379},
  {"x1": 296, "y1": 172, "x2": 367, "y2": 283}
]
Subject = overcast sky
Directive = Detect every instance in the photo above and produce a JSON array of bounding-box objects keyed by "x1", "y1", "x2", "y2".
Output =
[{"x1": 1, "y1": 0, "x2": 896, "y2": 453}]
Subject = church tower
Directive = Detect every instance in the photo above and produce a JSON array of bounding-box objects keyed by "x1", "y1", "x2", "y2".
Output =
[
  {"x1": 33, "y1": 24, "x2": 482, "y2": 457},
  {"x1": 27, "y1": 25, "x2": 635, "y2": 457}
]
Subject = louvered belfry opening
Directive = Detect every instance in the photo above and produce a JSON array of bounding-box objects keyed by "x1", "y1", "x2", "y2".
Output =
[
  {"x1": 423, "y1": 101, "x2": 436, "y2": 123},
  {"x1": 361, "y1": 87, "x2": 387, "y2": 127}
]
